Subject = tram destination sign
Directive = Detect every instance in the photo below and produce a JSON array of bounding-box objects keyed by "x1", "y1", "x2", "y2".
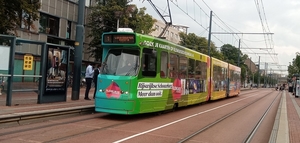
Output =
[{"x1": 103, "y1": 34, "x2": 135, "y2": 44}]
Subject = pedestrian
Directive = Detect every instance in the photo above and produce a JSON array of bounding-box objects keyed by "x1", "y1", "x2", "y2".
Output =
[
  {"x1": 84, "y1": 63, "x2": 94, "y2": 100},
  {"x1": 93, "y1": 64, "x2": 101, "y2": 99}
]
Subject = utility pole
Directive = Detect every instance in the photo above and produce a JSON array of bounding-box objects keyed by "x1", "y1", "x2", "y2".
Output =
[
  {"x1": 250, "y1": 57, "x2": 253, "y2": 84},
  {"x1": 264, "y1": 62, "x2": 266, "y2": 87},
  {"x1": 208, "y1": 10, "x2": 213, "y2": 96},
  {"x1": 207, "y1": 11, "x2": 212, "y2": 57},
  {"x1": 238, "y1": 39, "x2": 241, "y2": 67},
  {"x1": 258, "y1": 56, "x2": 261, "y2": 88},
  {"x1": 72, "y1": 0, "x2": 85, "y2": 100}
]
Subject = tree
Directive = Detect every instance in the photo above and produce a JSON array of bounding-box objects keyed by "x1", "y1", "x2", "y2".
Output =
[
  {"x1": 288, "y1": 52, "x2": 300, "y2": 78},
  {"x1": 220, "y1": 44, "x2": 248, "y2": 66},
  {"x1": 0, "y1": 0, "x2": 40, "y2": 35},
  {"x1": 178, "y1": 32, "x2": 223, "y2": 59},
  {"x1": 87, "y1": 0, "x2": 156, "y2": 60}
]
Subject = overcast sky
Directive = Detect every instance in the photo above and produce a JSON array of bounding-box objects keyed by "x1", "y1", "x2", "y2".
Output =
[{"x1": 131, "y1": 0, "x2": 300, "y2": 76}]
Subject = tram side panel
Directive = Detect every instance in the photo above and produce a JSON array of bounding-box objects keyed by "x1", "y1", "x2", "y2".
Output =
[
  {"x1": 210, "y1": 58, "x2": 228, "y2": 100},
  {"x1": 228, "y1": 64, "x2": 241, "y2": 97}
]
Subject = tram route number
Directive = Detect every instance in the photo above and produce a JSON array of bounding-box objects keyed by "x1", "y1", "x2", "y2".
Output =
[{"x1": 103, "y1": 34, "x2": 135, "y2": 44}]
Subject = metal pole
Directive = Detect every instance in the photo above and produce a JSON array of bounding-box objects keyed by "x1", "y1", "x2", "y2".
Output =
[
  {"x1": 72, "y1": 0, "x2": 85, "y2": 100},
  {"x1": 38, "y1": 43, "x2": 47, "y2": 103},
  {"x1": 207, "y1": 11, "x2": 212, "y2": 57},
  {"x1": 117, "y1": 18, "x2": 119, "y2": 30},
  {"x1": 207, "y1": 11, "x2": 213, "y2": 97},
  {"x1": 238, "y1": 39, "x2": 240, "y2": 67},
  {"x1": 250, "y1": 57, "x2": 252, "y2": 84},
  {"x1": 258, "y1": 56, "x2": 260, "y2": 88},
  {"x1": 6, "y1": 37, "x2": 16, "y2": 106},
  {"x1": 264, "y1": 63, "x2": 266, "y2": 87}
]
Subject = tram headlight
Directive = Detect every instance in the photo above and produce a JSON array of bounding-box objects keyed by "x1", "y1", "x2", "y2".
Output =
[{"x1": 121, "y1": 91, "x2": 129, "y2": 94}]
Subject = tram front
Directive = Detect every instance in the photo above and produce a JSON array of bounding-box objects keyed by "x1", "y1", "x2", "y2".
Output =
[{"x1": 95, "y1": 48, "x2": 141, "y2": 114}]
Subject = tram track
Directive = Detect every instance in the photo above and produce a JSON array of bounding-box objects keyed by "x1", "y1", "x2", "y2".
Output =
[
  {"x1": 243, "y1": 91, "x2": 281, "y2": 143},
  {"x1": 0, "y1": 88, "x2": 256, "y2": 127},
  {"x1": 0, "y1": 89, "x2": 266, "y2": 142},
  {"x1": 177, "y1": 90, "x2": 279, "y2": 143},
  {"x1": 0, "y1": 111, "x2": 164, "y2": 142}
]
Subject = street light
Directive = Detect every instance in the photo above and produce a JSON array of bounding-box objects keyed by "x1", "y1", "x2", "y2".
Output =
[{"x1": 114, "y1": 11, "x2": 123, "y2": 30}]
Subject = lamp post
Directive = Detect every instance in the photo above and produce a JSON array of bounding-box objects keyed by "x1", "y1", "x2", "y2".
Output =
[{"x1": 114, "y1": 11, "x2": 123, "y2": 30}]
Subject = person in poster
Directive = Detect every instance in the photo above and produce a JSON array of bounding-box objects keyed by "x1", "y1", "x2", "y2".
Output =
[
  {"x1": 188, "y1": 79, "x2": 200, "y2": 94},
  {"x1": 194, "y1": 79, "x2": 201, "y2": 93},
  {"x1": 181, "y1": 79, "x2": 186, "y2": 95},
  {"x1": 185, "y1": 79, "x2": 190, "y2": 95},
  {"x1": 189, "y1": 79, "x2": 194, "y2": 94}
]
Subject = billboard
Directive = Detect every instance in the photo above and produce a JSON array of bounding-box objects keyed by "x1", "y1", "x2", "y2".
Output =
[{"x1": 0, "y1": 45, "x2": 10, "y2": 70}]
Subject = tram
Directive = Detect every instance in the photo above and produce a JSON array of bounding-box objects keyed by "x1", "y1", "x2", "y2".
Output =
[{"x1": 94, "y1": 30, "x2": 241, "y2": 115}]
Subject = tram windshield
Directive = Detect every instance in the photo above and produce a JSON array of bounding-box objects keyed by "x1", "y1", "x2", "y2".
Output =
[{"x1": 102, "y1": 48, "x2": 140, "y2": 76}]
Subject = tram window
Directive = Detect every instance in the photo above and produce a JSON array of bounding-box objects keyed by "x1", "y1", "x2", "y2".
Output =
[
  {"x1": 221, "y1": 67, "x2": 227, "y2": 91},
  {"x1": 199, "y1": 61, "x2": 207, "y2": 92},
  {"x1": 142, "y1": 48, "x2": 157, "y2": 77},
  {"x1": 200, "y1": 61, "x2": 207, "y2": 80},
  {"x1": 213, "y1": 65, "x2": 222, "y2": 91},
  {"x1": 180, "y1": 56, "x2": 188, "y2": 79},
  {"x1": 160, "y1": 51, "x2": 168, "y2": 78},
  {"x1": 195, "y1": 60, "x2": 201, "y2": 79},
  {"x1": 169, "y1": 54, "x2": 178, "y2": 78},
  {"x1": 230, "y1": 70, "x2": 234, "y2": 81},
  {"x1": 188, "y1": 59, "x2": 195, "y2": 78}
]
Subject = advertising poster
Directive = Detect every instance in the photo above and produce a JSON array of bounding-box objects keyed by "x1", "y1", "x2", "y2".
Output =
[
  {"x1": 0, "y1": 45, "x2": 9, "y2": 70},
  {"x1": 44, "y1": 47, "x2": 69, "y2": 95},
  {"x1": 188, "y1": 79, "x2": 201, "y2": 94},
  {"x1": 181, "y1": 79, "x2": 186, "y2": 95}
]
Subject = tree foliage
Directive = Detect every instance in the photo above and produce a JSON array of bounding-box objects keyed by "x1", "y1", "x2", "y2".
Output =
[
  {"x1": 0, "y1": 0, "x2": 40, "y2": 35},
  {"x1": 288, "y1": 52, "x2": 300, "y2": 78},
  {"x1": 220, "y1": 44, "x2": 248, "y2": 66},
  {"x1": 87, "y1": 0, "x2": 156, "y2": 60},
  {"x1": 178, "y1": 32, "x2": 223, "y2": 59}
]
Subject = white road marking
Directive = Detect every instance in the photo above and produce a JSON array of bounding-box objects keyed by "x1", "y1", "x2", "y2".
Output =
[{"x1": 113, "y1": 94, "x2": 259, "y2": 143}]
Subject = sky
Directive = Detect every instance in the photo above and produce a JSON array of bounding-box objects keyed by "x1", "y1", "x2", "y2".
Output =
[{"x1": 131, "y1": 0, "x2": 300, "y2": 76}]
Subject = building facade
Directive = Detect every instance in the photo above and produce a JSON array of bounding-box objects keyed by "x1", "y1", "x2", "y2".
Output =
[
  {"x1": 149, "y1": 19, "x2": 187, "y2": 44},
  {"x1": 11, "y1": 1, "x2": 186, "y2": 80},
  {"x1": 13, "y1": 0, "x2": 98, "y2": 77}
]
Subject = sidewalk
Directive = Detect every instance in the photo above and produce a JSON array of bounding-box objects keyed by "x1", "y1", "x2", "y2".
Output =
[{"x1": 284, "y1": 91, "x2": 300, "y2": 143}]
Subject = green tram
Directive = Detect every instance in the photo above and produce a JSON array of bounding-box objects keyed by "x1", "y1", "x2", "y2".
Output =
[{"x1": 95, "y1": 30, "x2": 241, "y2": 115}]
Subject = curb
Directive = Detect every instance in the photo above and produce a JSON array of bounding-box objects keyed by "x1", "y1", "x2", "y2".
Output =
[{"x1": 0, "y1": 105, "x2": 95, "y2": 124}]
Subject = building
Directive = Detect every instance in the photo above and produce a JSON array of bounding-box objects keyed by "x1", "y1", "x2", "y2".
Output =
[
  {"x1": 244, "y1": 58, "x2": 257, "y2": 74},
  {"x1": 149, "y1": 19, "x2": 187, "y2": 44},
  {"x1": 9, "y1": 1, "x2": 186, "y2": 82},
  {"x1": 12, "y1": 0, "x2": 98, "y2": 79}
]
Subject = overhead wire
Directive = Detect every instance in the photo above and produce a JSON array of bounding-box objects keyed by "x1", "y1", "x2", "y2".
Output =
[{"x1": 147, "y1": 0, "x2": 284, "y2": 74}]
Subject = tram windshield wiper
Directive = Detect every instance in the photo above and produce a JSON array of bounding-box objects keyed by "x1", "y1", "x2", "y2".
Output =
[{"x1": 125, "y1": 65, "x2": 138, "y2": 76}]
